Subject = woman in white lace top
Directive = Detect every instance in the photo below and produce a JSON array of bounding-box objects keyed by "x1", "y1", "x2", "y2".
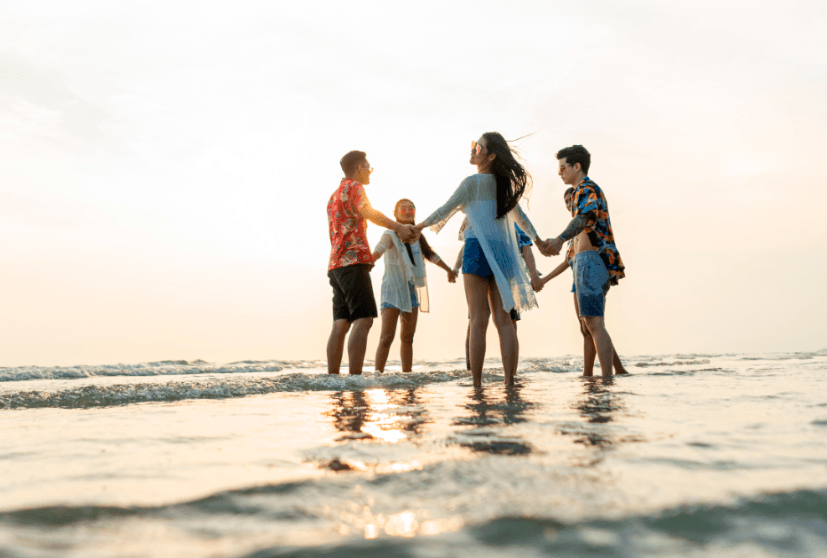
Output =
[
  {"x1": 415, "y1": 132, "x2": 548, "y2": 387},
  {"x1": 372, "y1": 199, "x2": 457, "y2": 373}
]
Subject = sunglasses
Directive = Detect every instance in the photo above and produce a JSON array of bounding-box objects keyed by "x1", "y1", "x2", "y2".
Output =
[
  {"x1": 471, "y1": 141, "x2": 484, "y2": 155},
  {"x1": 360, "y1": 164, "x2": 374, "y2": 174}
]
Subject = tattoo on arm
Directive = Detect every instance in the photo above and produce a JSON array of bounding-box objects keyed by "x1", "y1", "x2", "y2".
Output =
[{"x1": 559, "y1": 214, "x2": 586, "y2": 241}]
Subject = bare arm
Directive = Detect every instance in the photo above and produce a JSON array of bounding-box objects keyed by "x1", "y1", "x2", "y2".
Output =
[
  {"x1": 453, "y1": 246, "x2": 464, "y2": 273},
  {"x1": 360, "y1": 204, "x2": 417, "y2": 242},
  {"x1": 539, "y1": 259, "x2": 571, "y2": 287},
  {"x1": 521, "y1": 245, "x2": 543, "y2": 292},
  {"x1": 429, "y1": 254, "x2": 457, "y2": 283},
  {"x1": 371, "y1": 232, "x2": 393, "y2": 262}
]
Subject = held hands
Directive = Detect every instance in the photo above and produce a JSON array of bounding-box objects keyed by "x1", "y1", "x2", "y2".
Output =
[
  {"x1": 397, "y1": 224, "x2": 419, "y2": 243},
  {"x1": 447, "y1": 269, "x2": 458, "y2": 283},
  {"x1": 530, "y1": 273, "x2": 543, "y2": 292},
  {"x1": 542, "y1": 237, "x2": 564, "y2": 257}
]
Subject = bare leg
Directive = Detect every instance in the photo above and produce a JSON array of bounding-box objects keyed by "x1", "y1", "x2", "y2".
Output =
[
  {"x1": 574, "y1": 295, "x2": 596, "y2": 376},
  {"x1": 601, "y1": 294, "x2": 628, "y2": 375},
  {"x1": 374, "y1": 308, "x2": 400, "y2": 373},
  {"x1": 347, "y1": 317, "x2": 373, "y2": 375},
  {"x1": 512, "y1": 319, "x2": 519, "y2": 374},
  {"x1": 613, "y1": 351, "x2": 629, "y2": 375},
  {"x1": 327, "y1": 319, "x2": 351, "y2": 375},
  {"x1": 464, "y1": 273, "x2": 491, "y2": 388},
  {"x1": 399, "y1": 307, "x2": 419, "y2": 372},
  {"x1": 487, "y1": 281, "x2": 518, "y2": 385},
  {"x1": 465, "y1": 321, "x2": 471, "y2": 371},
  {"x1": 583, "y1": 316, "x2": 614, "y2": 378}
]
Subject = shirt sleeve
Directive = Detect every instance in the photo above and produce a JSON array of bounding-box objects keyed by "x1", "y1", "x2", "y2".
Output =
[
  {"x1": 515, "y1": 224, "x2": 533, "y2": 248},
  {"x1": 510, "y1": 203, "x2": 538, "y2": 241},
  {"x1": 422, "y1": 177, "x2": 472, "y2": 233},
  {"x1": 574, "y1": 185, "x2": 599, "y2": 232},
  {"x1": 374, "y1": 231, "x2": 394, "y2": 257},
  {"x1": 350, "y1": 183, "x2": 369, "y2": 216}
]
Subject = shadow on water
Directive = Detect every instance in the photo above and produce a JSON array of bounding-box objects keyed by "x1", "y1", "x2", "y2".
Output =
[
  {"x1": 450, "y1": 381, "x2": 535, "y2": 456},
  {"x1": 560, "y1": 377, "x2": 645, "y2": 466}
]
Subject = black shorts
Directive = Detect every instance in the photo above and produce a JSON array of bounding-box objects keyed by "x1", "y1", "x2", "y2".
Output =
[{"x1": 328, "y1": 264, "x2": 378, "y2": 322}]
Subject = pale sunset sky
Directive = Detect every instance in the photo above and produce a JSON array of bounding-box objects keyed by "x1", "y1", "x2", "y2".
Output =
[{"x1": 1, "y1": 0, "x2": 825, "y2": 367}]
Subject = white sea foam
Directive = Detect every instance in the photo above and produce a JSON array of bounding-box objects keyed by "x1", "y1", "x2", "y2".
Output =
[{"x1": 0, "y1": 359, "x2": 325, "y2": 383}]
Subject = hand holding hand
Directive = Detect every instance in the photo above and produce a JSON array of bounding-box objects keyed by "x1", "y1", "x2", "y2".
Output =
[
  {"x1": 397, "y1": 224, "x2": 417, "y2": 243},
  {"x1": 550, "y1": 237, "x2": 564, "y2": 256},
  {"x1": 535, "y1": 239, "x2": 551, "y2": 257},
  {"x1": 530, "y1": 274, "x2": 543, "y2": 292},
  {"x1": 448, "y1": 269, "x2": 458, "y2": 283}
]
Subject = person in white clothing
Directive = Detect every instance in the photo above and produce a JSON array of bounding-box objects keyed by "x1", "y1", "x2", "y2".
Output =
[
  {"x1": 372, "y1": 199, "x2": 457, "y2": 373},
  {"x1": 415, "y1": 132, "x2": 548, "y2": 387}
]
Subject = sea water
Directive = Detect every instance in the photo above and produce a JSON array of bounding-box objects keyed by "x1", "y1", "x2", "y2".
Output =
[{"x1": 1, "y1": 352, "x2": 827, "y2": 557}]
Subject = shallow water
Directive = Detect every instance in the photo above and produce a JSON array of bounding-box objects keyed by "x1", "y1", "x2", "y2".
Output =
[{"x1": 2, "y1": 352, "x2": 827, "y2": 557}]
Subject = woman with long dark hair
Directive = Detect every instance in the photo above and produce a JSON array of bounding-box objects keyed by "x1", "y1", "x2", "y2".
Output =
[
  {"x1": 415, "y1": 132, "x2": 547, "y2": 387},
  {"x1": 372, "y1": 199, "x2": 456, "y2": 372}
]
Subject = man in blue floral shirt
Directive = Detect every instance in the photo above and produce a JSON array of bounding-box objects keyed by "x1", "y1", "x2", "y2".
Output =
[{"x1": 545, "y1": 145, "x2": 625, "y2": 377}]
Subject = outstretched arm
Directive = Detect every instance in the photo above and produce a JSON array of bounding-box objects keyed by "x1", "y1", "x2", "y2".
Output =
[
  {"x1": 428, "y1": 253, "x2": 457, "y2": 283},
  {"x1": 360, "y1": 203, "x2": 418, "y2": 242},
  {"x1": 416, "y1": 179, "x2": 471, "y2": 233},
  {"x1": 539, "y1": 260, "x2": 571, "y2": 289},
  {"x1": 545, "y1": 213, "x2": 592, "y2": 255}
]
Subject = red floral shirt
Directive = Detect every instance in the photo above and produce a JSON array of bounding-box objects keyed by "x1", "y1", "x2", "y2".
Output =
[{"x1": 327, "y1": 178, "x2": 374, "y2": 271}]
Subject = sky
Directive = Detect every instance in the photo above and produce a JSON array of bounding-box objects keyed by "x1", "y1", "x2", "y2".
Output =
[{"x1": 1, "y1": 0, "x2": 825, "y2": 367}]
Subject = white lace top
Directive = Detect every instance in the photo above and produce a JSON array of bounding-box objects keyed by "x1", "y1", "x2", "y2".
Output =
[
  {"x1": 422, "y1": 174, "x2": 538, "y2": 313},
  {"x1": 374, "y1": 232, "x2": 436, "y2": 313}
]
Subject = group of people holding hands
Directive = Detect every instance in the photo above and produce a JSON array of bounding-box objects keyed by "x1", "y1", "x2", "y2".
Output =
[{"x1": 326, "y1": 132, "x2": 626, "y2": 387}]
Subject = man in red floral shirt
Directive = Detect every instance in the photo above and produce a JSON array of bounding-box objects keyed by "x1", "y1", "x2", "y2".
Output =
[{"x1": 327, "y1": 150, "x2": 418, "y2": 375}]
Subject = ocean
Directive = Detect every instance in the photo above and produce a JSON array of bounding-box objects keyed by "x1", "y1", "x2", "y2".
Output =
[{"x1": 2, "y1": 352, "x2": 827, "y2": 557}]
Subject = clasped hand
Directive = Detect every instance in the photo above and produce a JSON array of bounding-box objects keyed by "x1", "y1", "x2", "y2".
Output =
[
  {"x1": 536, "y1": 237, "x2": 564, "y2": 257},
  {"x1": 397, "y1": 224, "x2": 420, "y2": 243}
]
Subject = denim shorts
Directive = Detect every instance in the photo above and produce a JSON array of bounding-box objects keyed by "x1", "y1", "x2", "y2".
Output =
[
  {"x1": 573, "y1": 251, "x2": 609, "y2": 317},
  {"x1": 461, "y1": 237, "x2": 493, "y2": 278},
  {"x1": 381, "y1": 283, "x2": 419, "y2": 312}
]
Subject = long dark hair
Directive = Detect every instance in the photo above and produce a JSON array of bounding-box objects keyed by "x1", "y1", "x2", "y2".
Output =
[
  {"x1": 482, "y1": 132, "x2": 532, "y2": 219},
  {"x1": 394, "y1": 199, "x2": 436, "y2": 265}
]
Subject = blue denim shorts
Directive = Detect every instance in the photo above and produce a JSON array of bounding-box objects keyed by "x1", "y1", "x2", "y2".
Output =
[
  {"x1": 573, "y1": 251, "x2": 609, "y2": 317},
  {"x1": 462, "y1": 237, "x2": 493, "y2": 278},
  {"x1": 380, "y1": 283, "x2": 419, "y2": 312}
]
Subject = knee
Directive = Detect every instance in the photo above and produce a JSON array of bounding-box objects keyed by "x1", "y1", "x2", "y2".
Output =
[
  {"x1": 469, "y1": 314, "x2": 488, "y2": 331},
  {"x1": 491, "y1": 312, "x2": 511, "y2": 331},
  {"x1": 579, "y1": 320, "x2": 592, "y2": 339},
  {"x1": 583, "y1": 317, "x2": 603, "y2": 334},
  {"x1": 353, "y1": 317, "x2": 374, "y2": 332},
  {"x1": 400, "y1": 331, "x2": 415, "y2": 345},
  {"x1": 378, "y1": 331, "x2": 394, "y2": 346}
]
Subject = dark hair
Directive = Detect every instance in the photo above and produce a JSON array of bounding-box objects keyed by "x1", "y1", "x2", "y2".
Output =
[
  {"x1": 340, "y1": 150, "x2": 367, "y2": 177},
  {"x1": 556, "y1": 145, "x2": 590, "y2": 175},
  {"x1": 564, "y1": 187, "x2": 574, "y2": 198},
  {"x1": 481, "y1": 132, "x2": 532, "y2": 219},
  {"x1": 393, "y1": 198, "x2": 436, "y2": 264}
]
